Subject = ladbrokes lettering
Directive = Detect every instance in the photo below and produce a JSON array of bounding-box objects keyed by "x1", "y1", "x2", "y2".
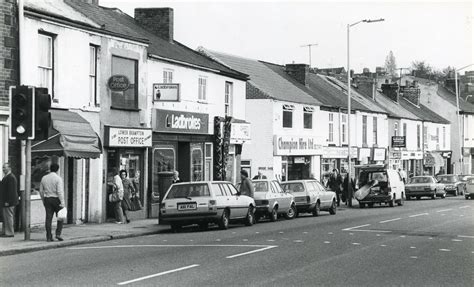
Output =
[
  {"x1": 154, "y1": 109, "x2": 209, "y2": 134},
  {"x1": 166, "y1": 114, "x2": 201, "y2": 130}
]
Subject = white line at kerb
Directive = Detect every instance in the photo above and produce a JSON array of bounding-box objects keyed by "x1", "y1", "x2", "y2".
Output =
[
  {"x1": 459, "y1": 206, "x2": 470, "y2": 209},
  {"x1": 436, "y1": 209, "x2": 452, "y2": 213},
  {"x1": 117, "y1": 264, "x2": 199, "y2": 285},
  {"x1": 409, "y1": 213, "x2": 429, "y2": 218},
  {"x1": 379, "y1": 218, "x2": 401, "y2": 224},
  {"x1": 226, "y1": 245, "x2": 277, "y2": 259}
]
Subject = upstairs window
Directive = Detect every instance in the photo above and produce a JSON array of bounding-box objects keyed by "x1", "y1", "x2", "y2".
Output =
[
  {"x1": 403, "y1": 123, "x2": 407, "y2": 139},
  {"x1": 417, "y1": 125, "x2": 421, "y2": 149},
  {"x1": 89, "y1": 45, "x2": 98, "y2": 106},
  {"x1": 283, "y1": 104, "x2": 294, "y2": 128},
  {"x1": 163, "y1": 69, "x2": 173, "y2": 83},
  {"x1": 373, "y1": 117, "x2": 378, "y2": 145},
  {"x1": 394, "y1": 122, "x2": 398, "y2": 136},
  {"x1": 341, "y1": 114, "x2": 347, "y2": 143},
  {"x1": 303, "y1": 106, "x2": 313, "y2": 129},
  {"x1": 362, "y1": 115, "x2": 368, "y2": 145},
  {"x1": 225, "y1": 82, "x2": 233, "y2": 117},
  {"x1": 328, "y1": 113, "x2": 334, "y2": 142},
  {"x1": 38, "y1": 33, "x2": 54, "y2": 98},
  {"x1": 111, "y1": 56, "x2": 138, "y2": 109},
  {"x1": 442, "y1": 126, "x2": 446, "y2": 149},
  {"x1": 198, "y1": 77, "x2": 207, "y2": 101},
  {"x1": 423, "y1": 126, "x2": 428, "y2": 149}
]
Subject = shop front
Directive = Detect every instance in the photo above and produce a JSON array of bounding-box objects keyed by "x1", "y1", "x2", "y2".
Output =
[
  {"x1": 389, "y1": 150, "x2": 402, "y2": 170},
  {"x1": 424, "y1": 150, "x2": 451, "y2": 175},
  {"x1": 273, "y1": 135, "x2": 323, "y2": 181},
  {"x1": 401, "y1": 150, "x2": 423, "y2": 177},
  {"x1": 104, "y1": 126, "x2": 151, "y2": 221},
  {"x1": 372, "y1": 148, "x2": 387, "y2": 164},
  {"x1": 150, "y1": 109, "x2": 213, "y2": 217},
  {"x1": 321, "y1": 146, "x2": 358, "y2": 178}
]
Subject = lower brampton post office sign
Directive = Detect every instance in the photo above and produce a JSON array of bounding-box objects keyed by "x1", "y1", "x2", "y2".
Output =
[{"x1": 106, "y1": 127, "x2": 152, "y2": 147}]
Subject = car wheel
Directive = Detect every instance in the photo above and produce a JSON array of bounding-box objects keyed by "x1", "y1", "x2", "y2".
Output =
[
  {"x1": 270, "y1": 207, "x2": 278, "y2": 222},
  {"x1": 441, "y1": 193, "x2": 446, "y2": 199},
  {"x1": 359, "y1": 203, "x2": 366, "y2": 208},
  {"x1": 406, "y1": 195, "x2": 411, "y2": 201},
  {"x1": 245, "y1": 206, "x2": 254, "y2": 226},
  {"x1": 431, "y1": 194, "x2": 436, "y2": 200},
  {"x1": 170, "y1": 224, "x2": 182, "y2": 233},
  {"x1": 313, "y1": 201, "x2": 320, "y2": 217},
  {"x1": 329, "y1": 200, "x2": 337, "y2": 215},
  {"x1": 397, "y1": 195, "x2": 404, "y2": 206},
  {"x1": 218, "y1": 209, "x2": 230, "y2": 230},
  {"x1": 284, "y1": 204, "x2": 297, "y2": 220}
]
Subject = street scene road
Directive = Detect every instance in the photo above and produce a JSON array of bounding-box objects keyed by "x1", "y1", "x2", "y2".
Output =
[{"x1": 2, "y1": 197, "x2": 472, "y2": 286}]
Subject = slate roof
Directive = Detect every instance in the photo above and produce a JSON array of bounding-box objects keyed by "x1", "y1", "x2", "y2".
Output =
[
  {"x1": 26, "y1": 0, "x2": 247, "y2": 80},
  {"x1": 398, "y1": 98, "x2": 450, "y2": 124},
  {"x1": 202, "y1": 50, "x2": 321, "y2": 105},
  {"x1": 437, "y1": 85, "x2": 474, "y2": 114}
]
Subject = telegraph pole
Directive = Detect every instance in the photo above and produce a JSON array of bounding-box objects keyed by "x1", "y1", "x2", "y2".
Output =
[{"x1": 300, "y1": 43, "x2": 318, "y2": 67}]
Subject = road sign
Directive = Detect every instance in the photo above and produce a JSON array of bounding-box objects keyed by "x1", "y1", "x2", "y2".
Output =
[{"x1": 391, "y1": 136, "x2": 406, "y2": 148}]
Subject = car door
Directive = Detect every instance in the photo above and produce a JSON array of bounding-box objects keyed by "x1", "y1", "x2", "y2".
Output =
[
  {"x1": 226, "y1": 183, "x2": 246, "y2": 218},
  {"x1": 272, "y1": 181, "x2": 288, "y2": 210},
  {"x1": 268, "y1": 182, "x2": 280, "y2": 210},
  {"x1": 211, "y1": 183, "x2": 227, "y2": 211},
  {"x1": 276, "y1": 181, "x2": 292, "y2": 209},
  {"x1": 315, "y1": 181, "x2": 331, "y2": 208},
  {"x1": 306, "y1": 181, "x2": 319, "y2": 204},
  {"x1": 387, "y1": 170, "x2": 400, "y2": 199}
]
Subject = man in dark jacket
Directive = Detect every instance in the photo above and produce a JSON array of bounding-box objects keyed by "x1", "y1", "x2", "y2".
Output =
[
  {"x1": 238, "y1": 170, "x2": 254, "y2": 198},
  {"x1": 342, "y1": 175, "x2": 355, "y2": 206},
  {"x1": 329, "y1": 169, "x2": 343, "y2": 206},
  {"x1": 1, "y1": 163, "x2": 18, "y2": 237}
]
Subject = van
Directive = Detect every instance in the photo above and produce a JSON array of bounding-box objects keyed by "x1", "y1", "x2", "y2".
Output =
[{"x1": 355, "y1": 165, "x2": 405, "y2": 208}]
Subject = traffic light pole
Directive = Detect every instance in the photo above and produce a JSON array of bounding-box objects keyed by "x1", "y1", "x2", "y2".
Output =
[{"x1": 24, "y1": 139, "x2": 31, "y2": 240}]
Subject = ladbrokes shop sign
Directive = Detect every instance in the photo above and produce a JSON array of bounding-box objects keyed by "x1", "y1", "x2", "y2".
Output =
[
  {"x1": 274, "y1": 135, "x2": 323, "y2": 156},
  {"x1": 153, "y1": 109, "x2": 209, "y2": 134}
]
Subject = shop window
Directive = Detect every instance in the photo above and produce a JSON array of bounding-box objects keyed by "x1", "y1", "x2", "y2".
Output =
[
  {"x1": 303, "y1": 107, "x2": 313, "y2": 129},
  {"x1": 198, "y1": 77, "x2": 207, "y2": 101},
  {"x1": 225, "y1": 145, "x2": 235, "y2": 183},
  {"x1": 283, "y1": 105, "x2": 294, "y2": 128},
  {"x1": 436, "y1": 127, "x2": 440, "y2": 150},
  {"x1": 152, "y1": 147, "x2": 176, "y2": 200},
  {"x1": 341, "y1": 114, "x2": 347, "y2": 143},
  {"x1": 225, "y1": 82, "x2": 233, "y2": 117},
  {"x1": 373, "y1": 117, "x2": 378, "y2": 145},
  {"x1": 362, "y1": 115, "x2": 368, "y2": 146},
  {"x1": 89, "y1": 45, "x2": 98, "y2": 107},
  {"x1": 111, "y1": 56, "x2": 138, "y2": 109},
  {"x1": 328, "y1": 113, "x2": 334, "y2": 142},
  {"x1": 163, "y1": 69, "x2": 173, "y2": 83},
  {"x1": 205, "y1": 143, "x2": 213, "y2": 181},
  {"x1": 417, "y1": 125, "x2": 421, "y2": 149},
  {"x1": 191, "y1": 144, "x2": 204, "y2": 182},
  {"x1": 38, "y1": 32, "x2": 54, "y2": 99}
]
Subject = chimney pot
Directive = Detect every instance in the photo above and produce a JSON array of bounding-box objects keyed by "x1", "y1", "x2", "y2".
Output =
[
  {"x1": 285, "y1": 64, "x2": 309, "y2": 86},
  {"x1": 134, "y1": 8, "x2": 174, "y2": 42}
]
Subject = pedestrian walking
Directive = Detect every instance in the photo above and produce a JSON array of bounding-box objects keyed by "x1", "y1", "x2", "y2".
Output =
[
  {"x1": 110, "y1": 169, "x2": 124, "y2": 224},
  {"x1": 120, "y1": 170, "x2": 135, "y2": 224},
  {"x1": 342, "y1": 175, "x2": 355, "y2": 206},
  {"x1": 238, "y1": 170, "x2": 254, "y2": 198},
  {"x1": 329, "y1": 169, "x2": 343, "y2": 206},
  {"x1": 1, "y1": 163, "x2": 18, "y2": 238},
  {"x1": 172, "y1": 170, "x2": 182, "y2": 184},
  {"x1": 39, "y1": 163, "x2": 65, "y2": 242},
  {"x1": 252, "y1": 171, "x2": 267, "y2": 180},
  {"x1": 398, "y1": 168, "x2": 407, "y2": 184}
]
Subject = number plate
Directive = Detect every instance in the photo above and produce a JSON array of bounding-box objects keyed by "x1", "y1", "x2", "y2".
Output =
[{"x1": 177, "y1": 202, "x2": 197, "y2": 211}]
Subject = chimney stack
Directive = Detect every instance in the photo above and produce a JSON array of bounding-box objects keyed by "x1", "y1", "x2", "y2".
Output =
[
  {"x1": 285, "y1": 64, "x2": 309, "y2": 86},
  {"x1": 381, "y1": 83, "x2": 399, "y2": 102},
  {"x1": 134, "y1": 8, "x2": 174, "y2": 42},
  {"x1": 72, "y1": 0, "x2": 99, "y2": 4}
]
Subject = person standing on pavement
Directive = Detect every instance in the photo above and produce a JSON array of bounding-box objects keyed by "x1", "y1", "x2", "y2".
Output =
[
  {"x1": 1, "y1": 163, "x2": 18, "y2": 238},
  {"x1": 329, "y1": 169, "x2": 343, "y2": 206},
  {"x1": 112, "y1": 169, "x2": 124, "y2": 224},
  {"x1": 398, "y1": 168, "x2": 407, "y2": 184},
  {"x1": 172, "y1": 170, "x2": 182, "y2": 184},
  {"x1": 252, "y1": 171, "x2": 267, "y2": 180},
  {"x1": 39, "y1": 163, "x2": 65, "y2": 242},
  {"x1": 238, "y1": 170, "x2": 254, "y2": 198},
  {"x1": 342, "y1": 175, "x2": 355, "y2": 206},
  {"x1": 120, "y1": 170, "x2": 134, "y2": 224}
]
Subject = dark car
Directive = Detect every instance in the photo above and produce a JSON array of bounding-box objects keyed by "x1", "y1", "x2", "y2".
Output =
[{"x1": 436, "y1": 174, "x2": 465, "y2": 196}]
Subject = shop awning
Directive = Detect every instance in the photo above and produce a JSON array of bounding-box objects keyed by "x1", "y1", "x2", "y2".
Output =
[{"x1": 32, "y1": 110, "x2": 102, "y2": 159}]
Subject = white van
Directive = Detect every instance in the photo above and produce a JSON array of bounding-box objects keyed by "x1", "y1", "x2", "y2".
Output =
[{"x1": 355, "y1": 165, "x2": 405, "y2": 208}]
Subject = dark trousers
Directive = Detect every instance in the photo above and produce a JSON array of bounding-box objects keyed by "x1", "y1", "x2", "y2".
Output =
[
  {"x1": 336, "y1": 192, "x2": 341, "y2": 206},
  {"x1": 2, "y1": 206, "x2": 15, "y2": 236},
  {"x1": 44, "y1": 197, "x2": 63, "y2": 239}
]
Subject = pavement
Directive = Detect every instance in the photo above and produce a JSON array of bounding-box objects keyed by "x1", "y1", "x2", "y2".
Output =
[
  {"x1": 0, "y1": 218, "x2": 165, "y2": 256},
  {"x1": 1, "y1": 197, "x2": 473, "y2": 286}
]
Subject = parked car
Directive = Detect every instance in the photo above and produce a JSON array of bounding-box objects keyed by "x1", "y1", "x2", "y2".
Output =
[
  {"x1": 281, "y1": 180, "x2": 337, "y2": 216},
  {"x1": 250, "y1": 180, "x2": 296, "y2": 222},
  {"x1": 159, "y1": 181, "x2": 255, "y2": 231},
  {"x1": 436, "y1": 174, "x2": 465, "y2": 196},
  {"x1": 405, "y1": 176, "x2": 446, "y2": 200},
  {"x1": 464, "y1": 177, "x2": 474, "y2": 199},
  {"x1": 355, "y1": 165, "x2": 405, "y2": 208}
]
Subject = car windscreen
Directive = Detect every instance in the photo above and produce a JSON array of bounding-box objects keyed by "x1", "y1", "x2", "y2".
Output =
[
  {"x1": 409, "y1": 177, "x2": 432, "y2": 184},
  {"x1": 253, "y1": 182, "x2": 268, "y2": 192},
  {"x1": 281, "y1": 183, "x2": 304, "y2": 193},
  {"x1": 437, "y1": 175, "x2": 456, "y2": 183},
  {"x1": 165, "y1": 184, "x2": 210, "y2": 199},
  {"x1": 468, "y1": 178, "x2": 474, "y2": 185},
  {"x1": 359, "y1": 171, "x2": 387, "y2": 186}
]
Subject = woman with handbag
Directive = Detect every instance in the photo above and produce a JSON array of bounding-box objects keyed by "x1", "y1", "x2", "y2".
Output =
[
  {"x1": 120, "y1": 170, "x2": 134, "y2": 223},
  {"x1": 110, "y1": 169, "x2": 124, "y2": 224}
]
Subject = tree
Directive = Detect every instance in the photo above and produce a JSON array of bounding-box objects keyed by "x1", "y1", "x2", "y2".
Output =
[
  {"x1": 384, "y1": 51, "x2": 397, "y2": 77},
  {"x1": 411, "y1": 60, "x2": 432, "y2": 78}
]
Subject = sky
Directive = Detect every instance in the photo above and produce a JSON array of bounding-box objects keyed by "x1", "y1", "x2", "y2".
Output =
[{"x1": 100, "y1": 0, "x2": 473, "y2": 73}]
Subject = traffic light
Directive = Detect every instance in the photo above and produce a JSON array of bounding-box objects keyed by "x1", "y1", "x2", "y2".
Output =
[
  {"x1": 34, "y1": 87, "x2": 51, "y2": 141},
  {"x1": 9, "y1": 85, "x2": 34, "y2": 140}
]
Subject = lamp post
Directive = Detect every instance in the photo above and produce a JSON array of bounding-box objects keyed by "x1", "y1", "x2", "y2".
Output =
[
  {"x1": 347, "y1": 18, "x2": 384, "y2": 207},
  {"x1": 455, "y1": 64, "x2": 474, "y2": 174}
]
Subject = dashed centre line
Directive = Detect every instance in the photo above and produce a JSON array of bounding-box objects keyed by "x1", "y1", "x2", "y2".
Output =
[
  {"x1": 379, "y1": 218, "x2": 401, "y2": 223},
  {"x1": 226, "y1": 246, "x2": 278, "y2": 259},
  {"x1": 409, "y1": 213, "x2": 429, "y2": 218},
  {"x1": 117, "y1": 264, "x2": 200, "y2": 285},
  {"x1": 459, "y1": 206, "x2": 470, "y2": 209},
  {"x1": 436, "y1": 209, "x2": 452, "y2": 213}
]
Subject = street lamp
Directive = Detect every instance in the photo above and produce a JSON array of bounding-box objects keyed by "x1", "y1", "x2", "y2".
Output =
[
  {"x1": 347, "y1": 18, "x2": 384, "y2": 207},
  {"x1": 455, "y1": 63, "x2": 474, "y2": 174}
]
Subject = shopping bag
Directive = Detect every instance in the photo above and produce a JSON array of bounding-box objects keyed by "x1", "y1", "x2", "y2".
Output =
[
  {"x1": 57, "y1": 207, "x2": 67, "y2": 222},
  {"x1": 130, "y1": 196, "x2": 143, "y2": 211}
]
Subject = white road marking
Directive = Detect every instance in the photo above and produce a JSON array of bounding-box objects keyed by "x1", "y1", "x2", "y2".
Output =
[
  {"x1": 458, "y1": 235, "x2": 474, "y2": 239},
  {"x1": 352, "y1": 243, "x2": 361, "y2": 245},
  {"x1": 409, "y1": 213, "x2": 429, "y2": 218},
  {"x1": 189, "y1": 240, "x2": 193, "y2": 242},
  {"x1": 452, "y1": 239, "x2": 463, "y2": 242},
  {"x1": 324, "y1": 241, "x2": 331, "y2": 244},
  {"x1": 68, "y1": 244, "x2": 275, "y2": 250},
  {"x1": 293, "y1": 240, "x2": 303, "y2": 243},
  {"x1": 379, "y1": 218, "x2": 401, "y2": 223},
  {"x1": 460, "y1": 215, "x2": 465, "y2": 217},
  {"x1": 410, "y1": 246, "x2": 416, "y2": 249},
  {"x1": 242, "y1": 239, "x2": 248, "y2": 242},
  {"x1": 343, "y1": 224, "x2": 371, "y2": 231},
  {"x1": 279, "y1": 231, "x2": 284, "y2": 234},
  {"x1": 436, "y1": 209, "x2": 452, "y2": 213},
  {"x1": 439, "y1": 249, "x2": 451, "y2": 252},
  {"x1": 232, "y1": 232, "x2": 236, "y2": 234},
  {"x1": 216, "y1": 239, "x2": 221, "y2": 242},
  {"x1": 410, "y1": 256, "x2": 418, "y2": 259},
  {"x1": 163, "y1": 240, "x2": 167, "y2": 242},
  {"x1": 429, "y1": 237, "x2": 434, "y2": 240},
  {"x1": 328, "y1": 232, "x2": 333, "y2": 235},
  {"x1": 226, "y1": 246, "x2": 278, "y2": 259},
  {"x1": 255, "y1": 232, "x2": 260, "y2": 234},
  {"x1": 441, "y1": 214, "x2": 446, "y2": 216},
  {"x1": 266, "y1": 239, "x2": 275, "y2": 242},
  {"x1": 380, "y1": 244, "x2": 387, "y2": 247},
  {"x1": 303, "y1": 232, "x2": 308, "y2": 234},
  {"x1": 376, "y1": 234, "x2": 381, "y2": 236},
  {"x1": 349, "y1": 233, "x2": 354, "y2": 235},
  {"x1": 459, "y1": 206, "x2": 470, "y2": 209},
  {"x1": 400, "y1": 235, "x2": 406, "y2": 238},
  {"x1": 117, "y1": 264, "x2": 200, "y2": 285}
]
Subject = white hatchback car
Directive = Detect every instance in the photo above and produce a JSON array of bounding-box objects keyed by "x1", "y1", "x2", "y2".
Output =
[
  {"x1": 252, "y1": 180, "x2": 296, "y2": 222},
  {"x1": 281, "y1": 180, "x2": 337, "y2": 216},
  {"x1": 160, "y1": 181, "x2": 255, "y2": 231}
]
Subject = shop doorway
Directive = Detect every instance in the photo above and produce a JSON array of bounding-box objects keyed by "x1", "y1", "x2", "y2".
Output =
[{"x1": 287, "y1": 156, "x2": 311, "y2": 180}]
